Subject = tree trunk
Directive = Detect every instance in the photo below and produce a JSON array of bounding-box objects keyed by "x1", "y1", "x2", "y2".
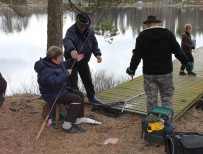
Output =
[{"x1": 47, "y1": 0, "x2": 63, "y2": 50}]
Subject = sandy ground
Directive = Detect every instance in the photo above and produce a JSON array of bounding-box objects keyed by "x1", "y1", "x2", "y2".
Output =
[{"x1": 0, "y1": 94, "x2": 203, "y2": 154}]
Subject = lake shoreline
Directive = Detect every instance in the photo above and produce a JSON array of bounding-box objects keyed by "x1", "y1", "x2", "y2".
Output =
[
  {"x1": 1, "y1": 4, "x2": 203, "y2": 96},
  {"x1": 118, "y1": 2, "x2": 203, "y2": 8},
  {"x1": 1, "y1": 1, "x2": 203, "y2": 9}
]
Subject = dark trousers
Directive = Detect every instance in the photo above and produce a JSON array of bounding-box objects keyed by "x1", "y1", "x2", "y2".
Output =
[
  {"x1": 56, "y1": 89, "x2": 84, "y2": 123},
  {"x1": 69, "y1": 61, "x2": 95, "y2": 100},
  {"x1": 180, "y1": 52, "x2": 194, "y2": 71},
  {"x1": 0, "y1": 93, "x2": 5, "y2": 107}
]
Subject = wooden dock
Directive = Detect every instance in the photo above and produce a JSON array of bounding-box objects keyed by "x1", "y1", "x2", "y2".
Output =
[{"x1": 96, "y1": 47, "x2": 203, "y2": 120}]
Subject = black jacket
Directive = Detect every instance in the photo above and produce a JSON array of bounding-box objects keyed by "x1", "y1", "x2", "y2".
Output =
[
  {"x1": 0, "y1": 73, "x2": 7, "y2": 94},
  {"x1": 130, "y1": 27, "x2": 188, "y2": 75}
]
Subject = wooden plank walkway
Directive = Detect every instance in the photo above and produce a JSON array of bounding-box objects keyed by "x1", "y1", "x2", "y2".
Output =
[{"x1": 96, "y1": 47, "x2": 203, "y2": 120}]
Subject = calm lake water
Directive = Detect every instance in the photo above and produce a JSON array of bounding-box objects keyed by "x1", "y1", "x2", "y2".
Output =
[{"x1": 1, "y1": 6, "x2": 203, "y2": 95}]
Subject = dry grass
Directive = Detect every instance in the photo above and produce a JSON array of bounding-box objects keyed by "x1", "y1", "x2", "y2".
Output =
[{"x1": 0, "y1": 94, "x2": 203, "y2": 154}]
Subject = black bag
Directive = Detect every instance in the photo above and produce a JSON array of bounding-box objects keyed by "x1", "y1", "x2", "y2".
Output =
[{"x1": 165, "y1": 132, "x2": 203, "y2": 154}]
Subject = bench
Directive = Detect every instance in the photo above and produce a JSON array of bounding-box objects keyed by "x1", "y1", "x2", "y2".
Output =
[{"x1": 42, "y1": 103, "x2": 68, "y2": 125}]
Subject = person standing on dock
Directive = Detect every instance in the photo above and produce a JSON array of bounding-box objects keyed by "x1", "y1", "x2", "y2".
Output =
[
  {"x1": 126, "y1": 15, "x2": 193, "y2": 113},
  {"x1": 179, "y1": 24, "x2": 196, "y2": 76}
]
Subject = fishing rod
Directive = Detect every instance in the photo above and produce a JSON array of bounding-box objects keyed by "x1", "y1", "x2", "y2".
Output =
[
  {"x1": 121, "y1": 92, "x2": 145, "y2": 112},
  {"x1": 70, "y1": 12, "x2": 104, "y2": 69},
  {"x1": 36, "y1": 12, "x2": 104, "y2": 139},
  {"x1": 36, "y1": 26, "x2": 93, "y2": 139},
  {"x1": 36, "y1": 83, "x2": 65, "y2": 139},
  {"x1": 107, "y1": 91, "x2": 145, "y2": 113}
]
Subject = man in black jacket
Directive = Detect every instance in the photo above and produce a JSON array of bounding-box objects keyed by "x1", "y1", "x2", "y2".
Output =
[{"x1": 126, "y1": 15, "x2": 192, "y2": 113}]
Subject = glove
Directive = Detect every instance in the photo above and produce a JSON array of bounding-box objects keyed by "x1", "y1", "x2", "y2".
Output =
[
  {"x1": 126, "y1": 67, "x2": 135, "y2": 76},
  {"x1": 186, "y1": 62, "x2": 194, "y2": 72}
]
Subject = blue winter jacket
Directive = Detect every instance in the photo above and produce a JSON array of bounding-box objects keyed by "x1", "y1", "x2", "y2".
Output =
[
  {"x1": 34, "y1": 58, "x2": 74, "y2": 105},
  {"x1": 63, "y1": 23, "x2": 101, "y2": 62}
]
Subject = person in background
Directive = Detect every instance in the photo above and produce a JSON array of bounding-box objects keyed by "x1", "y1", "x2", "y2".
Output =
[
  {"x1": 0, "y1": 73, "x2": 7, "y2": 107},
  {"x1": 34, "y1": 46, "x2": 86, "y2": 134},
  {"x1": 179, "y1": 24, "x2": 196, "y2": 76},
  {"x1": 63, "y1": 12, "x2": 102, "y2": 105},
  {"x1": 126, "y1": 15, "x2": 193, "y2": 113}
]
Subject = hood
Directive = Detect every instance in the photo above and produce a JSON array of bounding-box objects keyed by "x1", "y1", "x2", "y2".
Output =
[
  {"x1": 34, "y1": 58, "x2": 57, "y2": 74},
  {"x1": 140, "y1": 27, "x2": 169, "y2": 42},
  {"x1": 34, "y1": 58, "x2": 46, "y2": 74}
]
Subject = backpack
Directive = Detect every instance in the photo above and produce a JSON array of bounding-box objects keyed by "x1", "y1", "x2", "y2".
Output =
[
  {"x1": 165, "y1": 132, "x2": 203, "y2": 154},
  {"x1": 141, "y1": 106, "x2": 174, "y2": 146}
]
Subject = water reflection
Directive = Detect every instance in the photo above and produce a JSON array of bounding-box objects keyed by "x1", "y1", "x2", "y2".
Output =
[
  {"x1": 0, "y1": 6, "x2": 46, "y2": 33},
  {"x1": 0, "y1": 6, "x2": 203, "y2": 95},
  {"x1": 91, "y1": 7, "x2": 203, "y2": 39}
]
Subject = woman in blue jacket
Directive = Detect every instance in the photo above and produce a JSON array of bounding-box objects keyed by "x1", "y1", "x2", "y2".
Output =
[{"x1": 34, "y1": 46, "x2": 85, "y2": 134}]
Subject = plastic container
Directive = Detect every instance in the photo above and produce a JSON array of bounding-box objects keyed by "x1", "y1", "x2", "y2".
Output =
[{"x1": 104, "y1": 138, "x2": 118, "y2": 145}]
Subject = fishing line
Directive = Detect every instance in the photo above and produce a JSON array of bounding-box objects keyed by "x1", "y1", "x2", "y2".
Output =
[
  {"x1": 70, "y1": 11, "x2": 104, "y2": 69},
  {"x1": 36, "y1": 11, "x2": 104, "y2": 139},
  {"x1": 36, "y1": 83, "x2": 65, "y2": 139}
]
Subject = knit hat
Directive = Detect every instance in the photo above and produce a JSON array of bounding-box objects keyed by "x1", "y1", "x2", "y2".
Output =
[{"x1": 76, "y1": 12, "x2": 91, "y2": 28}]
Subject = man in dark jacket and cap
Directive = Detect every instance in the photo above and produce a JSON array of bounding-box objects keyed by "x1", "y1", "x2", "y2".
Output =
[
  {"x1": 63, "y1": 12, "x2": 102, "y2": 105},
  {"x1": 126, "y1": 15, "x2": 193, "y2": 113}
]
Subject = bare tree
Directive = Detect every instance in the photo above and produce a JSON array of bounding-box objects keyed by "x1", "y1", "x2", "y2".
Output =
[
  {"x1": 46, "y1": 0, "x2": 122, "y2": 50},
  {"x1": 47, "y1": 0, "x2": 63, "y2": 49}
]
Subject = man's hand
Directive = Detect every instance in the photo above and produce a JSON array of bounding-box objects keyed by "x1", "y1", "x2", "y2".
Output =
[
  {"x1": 96, "y1": 55, "x2": 102, "y2": 63},
  {"x1": 186, "y1": 62, "x2": 194, "y2": 72},
  {"x1": 126, "y1": 67, "x2": 135, "y2": 76},
  {"x1": 67, "y1": 69, "x2": 72, "y2": 75},
  {"x1": 77, "y1": 54, "x2": 84, "y2": 61},
  {"x1": 70, "y1": 50, "x2": 78, "y2": 59}
]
